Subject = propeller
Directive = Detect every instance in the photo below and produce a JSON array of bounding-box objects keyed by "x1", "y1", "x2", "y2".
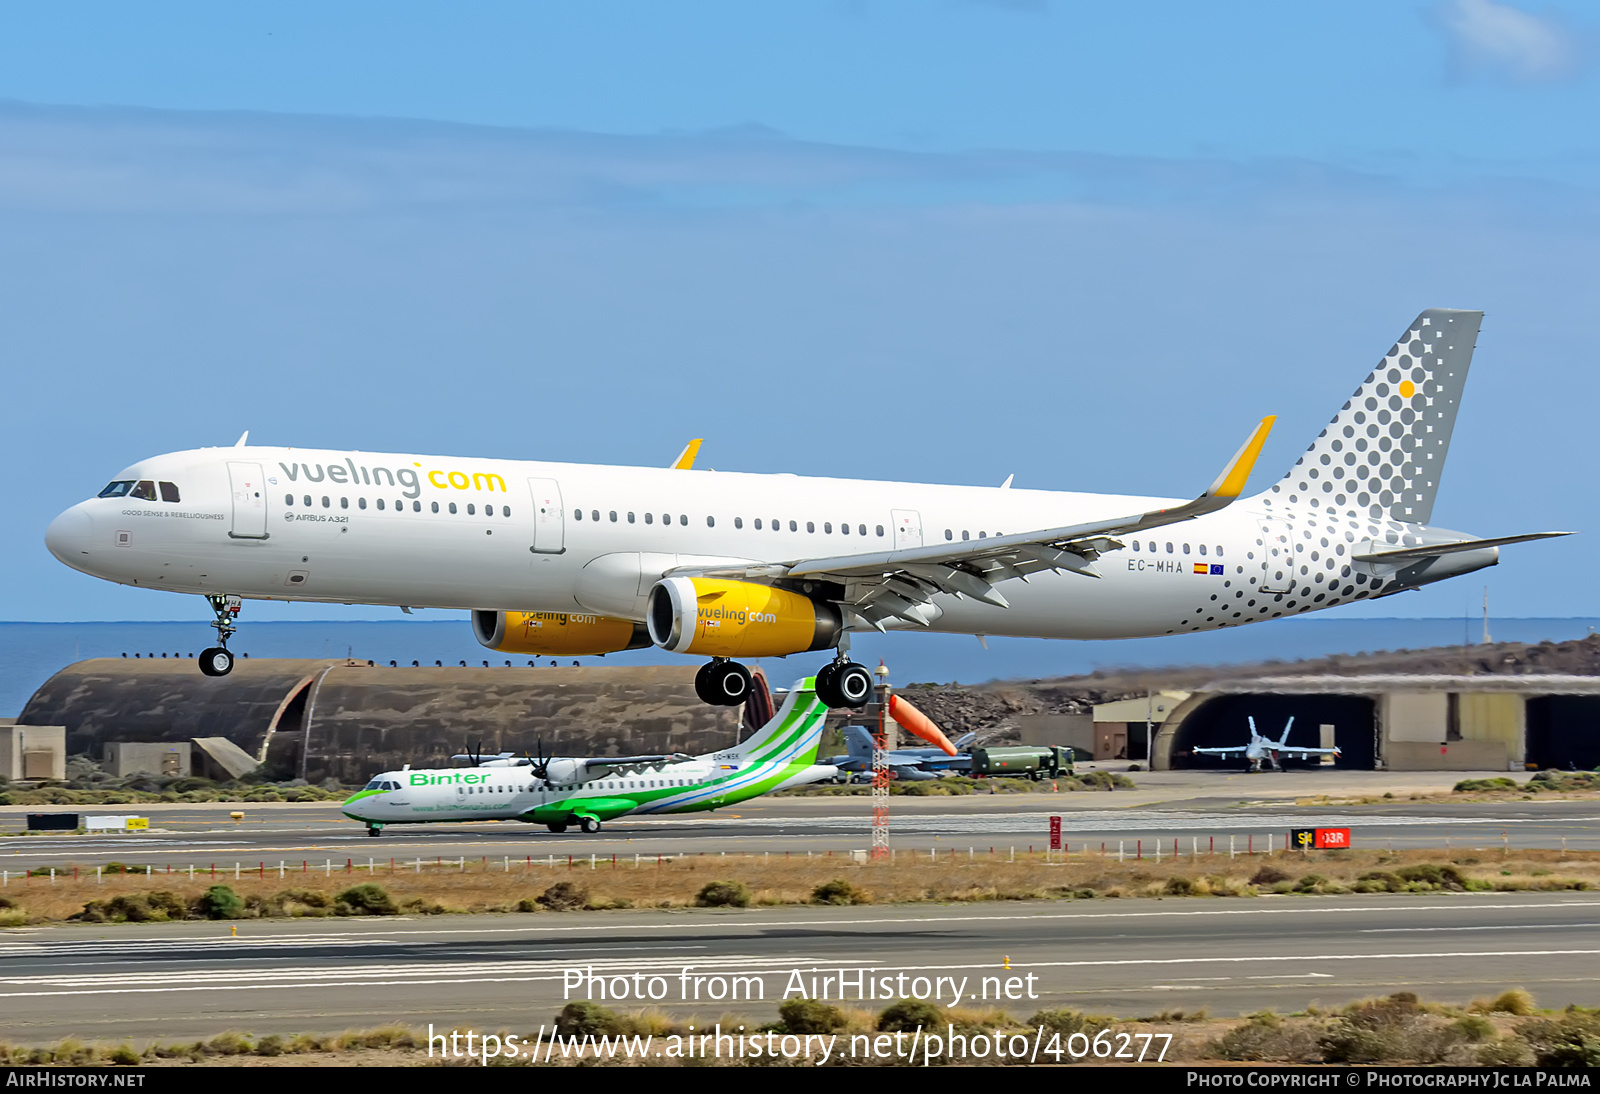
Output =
[{"x1": 529, "y1": 736, "x2": 552, "y2": 781}]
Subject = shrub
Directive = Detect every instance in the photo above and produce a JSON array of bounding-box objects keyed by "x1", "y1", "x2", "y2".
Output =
[
  {"x1": 335, "y1": 884, "x2": 398, "y2": 916},
  {"x1": 535, "y1": 882, "x2": 589, "y2": 911},
  {"x1": 1454, "y1": 777, "x2": 1517, "y2": 792},
  {"x1": 204, "y1": 1032, "x2": 253, "y2": 1056},
  {"x1": 812, "y1": 878, "x2": 867, "y2": 905},
  {"x1": 555, "y1": 1001, "x2": 625, "y2": 1038},
  {"x1": 696, "y1": 881, "x2": 752, "y2": 908},
  {"x1": 1163, "y1": 876, "x2": 1196, "y2": 896},
  {"x1": 1294, "y1": 873, "x2": 1330, "y2": 893},
  {"x1": 1249, "y1": 865, "x2": 1290, "y2": 886},
  {"x1": 195, "y1": 885, "x2": 245, "y2": 920},
  {"x1": 106, "y1": 1044, "x2": 140, "y2": 1066},
  {"x1": 780, "y1": 998, "x2": 847, "y2": 1034},
  {"x1": 1030, "y1": 1009, "x2": 1089, "y2": 1036},
  {"x1": 1471, "y1": 988, "x2": 1537, "y2": 1016},
  {"x1": 1394, "y1": 864, "x2": 1466, "y2": 890},
  {"x1": 877, "y1": 998, "x2": 946, "y2": 1033},
  {"x1": 254, "y1": 1035, "x2": 284, "y2": 1057}
]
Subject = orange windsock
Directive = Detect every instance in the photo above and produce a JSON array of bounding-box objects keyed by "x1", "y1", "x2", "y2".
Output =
[{"x1": 888, "y1": 695, "x2": 957, "y2": 756}]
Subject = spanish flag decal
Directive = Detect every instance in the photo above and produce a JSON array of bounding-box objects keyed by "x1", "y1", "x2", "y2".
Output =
[{"x1": 1193, "y1": 563, "x2": 1208, "y2": 574}]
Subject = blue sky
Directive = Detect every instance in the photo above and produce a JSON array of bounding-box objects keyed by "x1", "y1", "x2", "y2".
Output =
[{"x1": 4, "y1": 1, "x2": 1598, "y2": 625}]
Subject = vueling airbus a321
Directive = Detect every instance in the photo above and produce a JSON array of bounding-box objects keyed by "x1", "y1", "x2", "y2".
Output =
[{"x1": 46, "y1": 310, "x2": 1567, "y2": 710}]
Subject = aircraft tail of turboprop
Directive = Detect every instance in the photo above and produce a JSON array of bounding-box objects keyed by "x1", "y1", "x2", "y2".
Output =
[
  {"x1": 1260, "y1": 308, "x2": 1482, "y2": 526},
  {"x1": 726, "y1": 677, "x2": 829, "y2": 767}
]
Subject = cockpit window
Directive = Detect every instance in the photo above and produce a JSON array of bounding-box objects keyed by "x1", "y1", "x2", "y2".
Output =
[
  {"x1": 130, "y1": 481, "x2": 157, "y2": 501},
  {"x1": 159, "y1": 481, "x2": 180, "y2": 503},
  {"x1": 364, "y1": 778, "x2": 384, "y2": 790},
  {"x1": 97, "y1": 481, "x2": 135, "y2": 498}
]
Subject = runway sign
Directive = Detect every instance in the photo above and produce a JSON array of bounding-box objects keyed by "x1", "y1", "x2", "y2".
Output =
[
  {"x1": 1049, "y1": 816, "x2": 1061, "y2": 850},
  {"x1": 1291, "y1": 827, "x2": 1351, "y2": 849}
]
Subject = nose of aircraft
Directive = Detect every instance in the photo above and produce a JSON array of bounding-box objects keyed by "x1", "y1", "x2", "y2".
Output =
[{"x1": 45, "y1": 505, "x2": 94, "y2": 565}]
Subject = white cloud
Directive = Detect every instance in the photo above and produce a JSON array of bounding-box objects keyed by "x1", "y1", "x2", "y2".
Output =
[{"x1": 1432, "y1": 0, "x2": 1582, "y2": 81}]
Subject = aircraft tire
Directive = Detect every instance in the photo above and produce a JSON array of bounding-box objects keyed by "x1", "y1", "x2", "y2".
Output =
[
  {"x1": 708, "y1": 661, "x2": 751, "y2": 706},
  {"x1": 579, "y1": 817, "x2": 601, "y2": 833},
  {"x1": 694, "y1": 662, "x2": 720, "y2": 705},
  {"x1": 833, "y1": 661, "x2": 873, "y2": 708},
  {"x1": 198, "y1": 647, "x2": 234, "y2": 677},
  {"x1": 366, "y1": 825, "x2": 382, "y2": 837},
  {"x1": 547, "y1": 823, "x2": 568, "y2": 833},
  {"x1": 814, "y1": 662, "x2": 842, "y2": 706}
]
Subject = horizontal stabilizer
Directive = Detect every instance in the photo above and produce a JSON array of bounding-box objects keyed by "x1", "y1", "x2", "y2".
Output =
[{"x1": 1353, "y1": 531, "x2": 1572, "y2": 563}]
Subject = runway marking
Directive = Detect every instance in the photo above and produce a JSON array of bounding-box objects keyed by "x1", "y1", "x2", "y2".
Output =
[
  {"x1": 0, "y1": 949, "x2": 1595, "y2": 999},
  {"x1": 1360, "y1": 923, "x2": 1600, "y2": 933}
]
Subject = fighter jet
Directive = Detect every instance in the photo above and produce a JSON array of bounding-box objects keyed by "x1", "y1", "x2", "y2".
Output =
[
  {"x1": 1191, "y1": 716, "x2": 1340, "y2": 772},
  {"x1": 821, "y1": 725, "x2": 977, "y2": 781}
]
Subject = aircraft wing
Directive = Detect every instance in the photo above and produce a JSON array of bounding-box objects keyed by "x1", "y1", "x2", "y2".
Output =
[
  {"x1": 1352, "y1": 531, "x2": 1572, "y2": 564},
  {"x1": 1191, "y1": 746, "x2": 1248, "y2": 756},
  {"x1": 671, "y1": 416, "x2": 1275, "y2": 629},
  {"x1": 579, "y1": 753, "x2": 696, "y2": 775}
]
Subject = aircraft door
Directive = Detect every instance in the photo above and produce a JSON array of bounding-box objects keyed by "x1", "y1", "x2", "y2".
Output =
[
  {"x1": 891, "y1": 509, "x2": 923, "y2": 550},
  {"x1": 226, "y1": 462, "x2": 269, "y2": 539},
  {"x1": 1259, "y1": 518, "x2": 1294, "y2": 593},
  {"x1": 528, "y1": 478, "x2": 565, "y2": 554}
]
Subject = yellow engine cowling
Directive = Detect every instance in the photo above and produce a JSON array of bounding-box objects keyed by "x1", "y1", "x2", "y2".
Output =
[
  {"x1": 646, "y1": 577, "x2": 842, "y2": 658},
  {"x1": 472, "y1": 611, "x2": 651, "y2": 656}
]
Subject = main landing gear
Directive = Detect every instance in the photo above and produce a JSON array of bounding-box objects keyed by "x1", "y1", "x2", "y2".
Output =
[
  {"x1": 545, "y1": 818, "x2": 601, "y2": 834},
  {"x1": 198, "y1": 594, "x2": 242, "y2": 678},
  {"x1": 695, "y1": 659, "x2": 752, "y2": 706},
  {"x1": 815, "y1": 658, "x2": 873, "y2": 709}
]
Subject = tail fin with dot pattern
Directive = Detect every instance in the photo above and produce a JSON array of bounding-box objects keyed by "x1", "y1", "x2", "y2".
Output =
[{"x1": 1263, "y1": 309, "x2": 1482, "y2": 525}]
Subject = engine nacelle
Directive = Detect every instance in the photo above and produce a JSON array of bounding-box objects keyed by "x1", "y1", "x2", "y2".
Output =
[
  {"x1": 472, "y1": 611, "x2": 651, "y2": 656},
  {"x1": 647, "y1": 577, "x2": 842, "y2": 658}
]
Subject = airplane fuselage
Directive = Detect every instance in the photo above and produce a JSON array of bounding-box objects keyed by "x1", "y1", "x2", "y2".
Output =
[{"x1": 45, "y1": 445, "x2": 1497, "y2": 643}]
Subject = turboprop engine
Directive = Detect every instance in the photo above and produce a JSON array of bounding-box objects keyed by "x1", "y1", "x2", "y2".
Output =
[
  {"x1": 472, "y1": 611, "x2": 651, "y2": 657},
  {"x1": 647, "y1": 577, "x2": 843, "y2": 659}
]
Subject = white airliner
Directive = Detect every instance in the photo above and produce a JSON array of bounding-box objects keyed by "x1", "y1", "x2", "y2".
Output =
[
  {"x1": 1191, "y1": 716, "x2": 1340, "y2": 773},
  {"x1": 341, "y1": 675, "x2": 834, "y2": 835},
  {"x1": 46, "y1": 309, "x2": 1567, "y2": 709}
]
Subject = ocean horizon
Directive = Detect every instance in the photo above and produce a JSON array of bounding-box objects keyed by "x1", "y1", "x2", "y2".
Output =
[{"x1": 2, "y1": 615, "x2": 1597, "y2": 718}]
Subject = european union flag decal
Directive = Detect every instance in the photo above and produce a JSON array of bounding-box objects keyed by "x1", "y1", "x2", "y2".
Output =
[{"x1": 1210, "y1": 564, "x2": 1224, "y2": 575}]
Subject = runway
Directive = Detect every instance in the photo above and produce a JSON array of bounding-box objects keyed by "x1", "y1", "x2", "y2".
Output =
[
  {"x1": 0, "y1": 893, "x2": 1596, "y2": 1042},
  {"x1": 4, "y1": 770, "x2": 1599, "y2": 869}
]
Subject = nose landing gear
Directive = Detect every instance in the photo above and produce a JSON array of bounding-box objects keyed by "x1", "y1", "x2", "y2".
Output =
[{"x1": 198, "y1": 594, "x2": 241, "y2": 677}]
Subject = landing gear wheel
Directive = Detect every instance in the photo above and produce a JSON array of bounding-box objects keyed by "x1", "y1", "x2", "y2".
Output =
[
  {"x1": 547, "y1": 823, "x2": 568, "y2": 834},
  {"x1": 817, "y1": 660, "x2": 872, "y2": 708},
  {"x1": 696, "y1": 660, "x2": 751, "y2": 706},
  {"x1": 366, "y1": 824, "x2": 383, "y2": 837},
  {"x1": 579, "y1": 817, "x2": 601, "y2": 834},
  {"x1": 198, "y1": 647, "x2": 234, "y2": 677}
]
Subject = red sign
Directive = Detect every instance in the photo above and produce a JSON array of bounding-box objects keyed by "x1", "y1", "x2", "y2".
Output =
[
  {"x1": 1049, "y1": 816, "x2": 1062, "y2": 850},
  {"x1": 1314, "y1": 828, "x2": 1350, "y2": 849}
]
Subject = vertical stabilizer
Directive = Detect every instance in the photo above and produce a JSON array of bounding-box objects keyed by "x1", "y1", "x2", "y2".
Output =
[
  {"x1": 726, "y1": 677, "x2": 828, "y2": 766},
  {"x1": 1264, "y1": 309, "x2": 1482, "y2": 525}
]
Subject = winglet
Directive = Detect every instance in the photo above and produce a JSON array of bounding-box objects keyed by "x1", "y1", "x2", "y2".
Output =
[
  {"x1": 670, "y1": 439, "x2": 703, "y2": 470},
  {"x1": 233, "y1": 430, "x2": 249, "y2": 448},
  {"x1": 1204, "y1": 416, "x2": 1275, "y2": 500}
]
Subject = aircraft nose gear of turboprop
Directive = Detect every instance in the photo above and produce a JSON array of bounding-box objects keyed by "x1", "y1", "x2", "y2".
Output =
[
  {"x1": 815, "y1": 657, "x2": 873, "y2": 709},
  {"x1": 695, "y1": 658, "x2": 753, "y2": 706},
  {"x1": 198, "y1": 594, "x2": 242, "y2": 677}
]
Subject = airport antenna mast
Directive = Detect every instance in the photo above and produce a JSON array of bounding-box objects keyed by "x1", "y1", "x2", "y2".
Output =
[{"x1": 871, "y1": 661, "x2": 891, "y2": 859}]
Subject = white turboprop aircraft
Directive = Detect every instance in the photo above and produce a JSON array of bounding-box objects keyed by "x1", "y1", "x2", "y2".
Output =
[
  {"x1": 46, "y1": 309, "x2": 1567, "y2": 709},
  {"x1": 1191, "y1": 716, "x2": 1340, "y2": 773},
  {"x1": 341, "y1": 675, "x2": 835, "y2": 835}
]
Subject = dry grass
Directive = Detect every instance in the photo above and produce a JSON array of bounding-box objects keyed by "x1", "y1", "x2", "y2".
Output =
[{"x1": 0, "y1": 846, "x2": 1595, "y2": 925}]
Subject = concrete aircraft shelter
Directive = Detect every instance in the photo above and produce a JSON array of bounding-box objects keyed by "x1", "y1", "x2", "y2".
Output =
[
  {"x1": 18, "y1": 659, "x2": 744, "y2": 785},
  {"x1": 1155, "y1": 674, "x2": 1600, "y2": 772}
]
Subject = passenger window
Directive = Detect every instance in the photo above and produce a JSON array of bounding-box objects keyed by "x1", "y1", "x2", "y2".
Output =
[
  {"x1": 680, "y1": 514, "x2": 688, "y2": 526},
  {"x1": 448, "y1": 502, "x2": 457, "y2": 514},
  {"x1": 842, "y1": 523, "x2": 851, "y2": 535},
  {"x1": 1183, "y1": 543, "x2": 1190, "y2": 554},
  {"x1": 627, "y1": 512, "x2": 635, "y2": 523},
  {"x1": 502, "y1": 506, "x2": 510, "y2": 517},
  {"x1": 1216, "y1": 545, "x2": 1224, "y2": 557},
  {"x1": 826, "y1": 523, "x2": 833, "y2": 534},
  {"x1": 771, "y1": 519, "x2": 780, "y2": 532},
  {"x1": 303, "y1": 495, "x2": 312, "y2": 508},
  {"x1": 962, "y1": 530, "x2": 969, "y2": 541},
  {"x1": 754, "y1": 519, "x2": 762, "y2": 530},
  {"x1": 467, "y1": 503, "x2": 476, "y2": 516},
  {"x1": 978, "y1": 531, "x2": 986, "y2": 539},
  {"x1": 285, "y1": 494, "x2": 294, "y2": 506},
  {"x1": 413, "y1": 501, "x2": 421, "y2": 512},
  {"x1": 592, "y1": 510, "x2": 599, "y2": 522},
  {"x1": 662, "y1": 513, "x2": 671, "y2": 525},
  {"x1": 1165, "y1": 542, "x2": 1173, "y2": 553},
  {"x1": 322, "y1": 496, "x2": 330, "y2": 508},
  {"x1": 734, "y1": 517, "x2": 743, "y2": 529},
  {"x1": 431, "y1": 501, "x2": 439, "y2": 513},
  {"x1": 645, "y1": 513, "x2": 654, "y2": 524},
  {"x1": 131, "y1": 480, "x2": 157, "y2": 501},
  {"x1": 876, "y1": 525, "x2": 884, "y2": 537},
  {"x1": 341, "y1": 497, "x2": 349, "y2": 509},
  {"x1": 377, "y1": 499, "x2": 385, "y2": 510},
  {"x1": 609, "y1": 511, "x2": 617, "y2": 522},
  {"x1": 944, "y1": 529, "x2": 951, "y2": 540},
  {"x1": 858, "y1": 524, "x2": 866, "y2": 536},
  {"x1": 1132, "y1": 541, "x2": 1140, "y2": 552},
  {"x1": 807, "y1": 521, "x2": 815, "y2": 533},
  {"x1": 789, "y1": 520, "x2": 797, "y2": 532},
  {"x1": 97, "y1": 481, "x2": 135, "y2": 498},
  {"x1": 159, "y1": 482, "x2": 180, "y2": 503},
  {"x1": 706, "y1": 516, "x2": 715, "y2": 528},
  {"x1": 359, "y1": 498, "x2": 367, "y2": 510}
]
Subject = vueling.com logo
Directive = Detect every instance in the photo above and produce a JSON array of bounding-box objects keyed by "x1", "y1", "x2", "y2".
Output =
[
  {"x1": 698, "y1": 604, "x2": 776, "y2": 626},
  {"x1": 279, "y1": 460, "x2": 506, "y2": 501}
]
